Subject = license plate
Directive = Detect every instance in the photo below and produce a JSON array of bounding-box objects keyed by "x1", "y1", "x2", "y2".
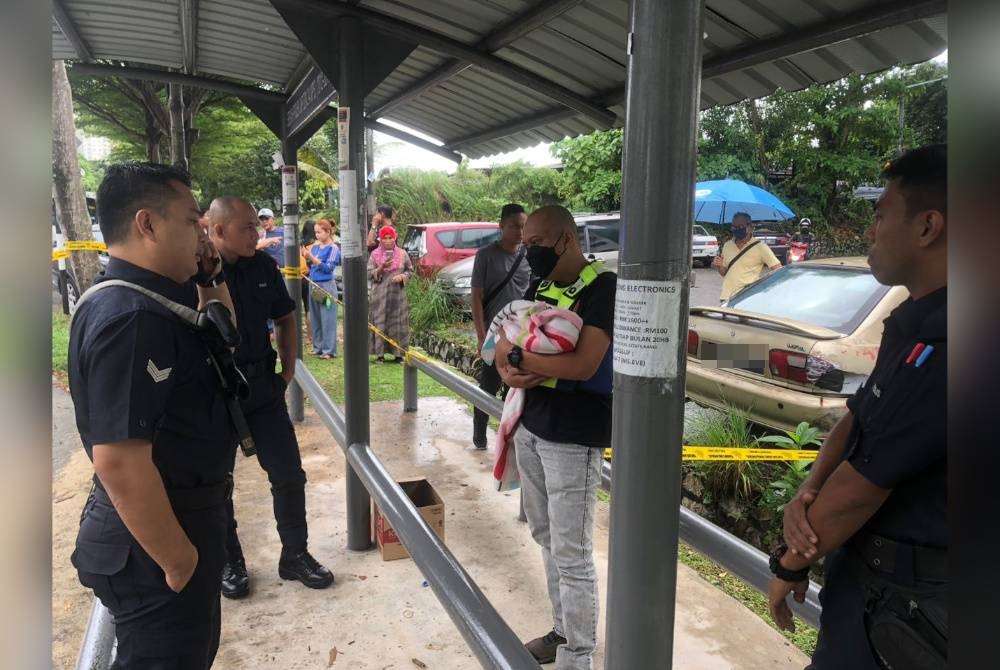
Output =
[{"x1": 699, "y1": 341, "x2": 768, "y2": 374}]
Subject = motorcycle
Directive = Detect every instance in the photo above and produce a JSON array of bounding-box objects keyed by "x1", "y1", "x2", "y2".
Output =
[{"x1": 786, "y1": 240, "x2": 810, "y2": 263}]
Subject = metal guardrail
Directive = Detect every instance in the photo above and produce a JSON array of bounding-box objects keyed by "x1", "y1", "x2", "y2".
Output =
[
  {"x1": 295, "y1": 365, "x2": 540, "y2": 669},
  {"x1": 75, "y1": 598, "x2": 115, "y2": 670},
  {"x1": 403, "y1": 357, "x2": 823, "y2": 629}
]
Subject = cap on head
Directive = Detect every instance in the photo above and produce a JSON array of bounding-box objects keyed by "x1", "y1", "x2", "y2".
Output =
[{"x1": 258, "y1": 207, "x2": 275, "y2": 219}]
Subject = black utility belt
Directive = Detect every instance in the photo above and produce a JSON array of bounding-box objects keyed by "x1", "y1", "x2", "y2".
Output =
[
  {"x1": 93, "y1": 478, "x2": 233, "y2": 512},
  {"x1": 239, "y1": 355, "x2": 276, "y2": 379},
  {"x1": 850, "y1": 528, "x2": 946, "y2": 583}
]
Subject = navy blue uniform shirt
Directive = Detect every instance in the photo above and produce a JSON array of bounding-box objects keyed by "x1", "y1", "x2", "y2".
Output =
[
  {"x1": 222, "y1": 251, "x2": 296, "y2": 365},
  {"x1": 845, "y1": 287, "x2": 947, "y2": 548},
  {"x1": 68, "y1": 257, "x2": 234, "y2": 489}
]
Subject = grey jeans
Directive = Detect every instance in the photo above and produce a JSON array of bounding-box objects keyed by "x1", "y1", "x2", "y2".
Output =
[{"x1": 514, "y1": 426, "x2": 602, "y2": 670}]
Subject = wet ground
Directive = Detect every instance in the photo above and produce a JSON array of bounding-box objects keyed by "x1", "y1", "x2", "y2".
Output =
[{"x1": 52, "y1": 376, "x2": 806, "y2": 669}]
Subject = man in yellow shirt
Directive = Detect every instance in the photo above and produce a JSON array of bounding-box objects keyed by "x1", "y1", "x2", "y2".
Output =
[{"x1": 712, "y1": 212, "x2": 782, "y2": 302}]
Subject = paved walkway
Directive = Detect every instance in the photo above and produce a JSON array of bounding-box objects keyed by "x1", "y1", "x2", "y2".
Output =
[{"x1": 52, "y1": 380, "x2": 807, "y2": 669}]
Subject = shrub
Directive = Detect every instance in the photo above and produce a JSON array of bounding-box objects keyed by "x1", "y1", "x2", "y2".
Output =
[
  {"x1": 685, "y1": 405, "x2": 779, "y2": 503},
  {"x1": 406, "y1": 276, "x2": 463, "y2": 332}
]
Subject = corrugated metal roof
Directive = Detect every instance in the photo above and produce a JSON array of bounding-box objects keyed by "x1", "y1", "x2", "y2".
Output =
[{"x1": 52, "y1": 0, "x2": 947, "y2": 159}]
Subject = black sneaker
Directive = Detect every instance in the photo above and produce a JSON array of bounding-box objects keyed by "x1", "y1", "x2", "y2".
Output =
[
  {"x1": 524, "y1": 630, "x2": 566, "y2": 664},
  {"x1": 221, "y1": 559, "x2": 250, "y2": 599},
  {"x1": 278, "y1": 549, "x2": 335, "y2": 589}
]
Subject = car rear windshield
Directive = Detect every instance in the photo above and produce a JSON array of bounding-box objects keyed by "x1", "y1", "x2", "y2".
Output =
[
  {"x1": 402, "y1": 227, "x2": 423, "y2": 255},
  {"x1": 726, "y1": 265, "x2": 891, "y2": 334}
]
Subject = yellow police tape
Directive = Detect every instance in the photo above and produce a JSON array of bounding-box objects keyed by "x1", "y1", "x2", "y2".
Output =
[
  {"x1": 52, "y1": 240, "x2": 108, "y2": 260},
  {"x1": 604, "y1": 446, "x2": 819, "y2": 461},
  {"x1": 279, "y1": 266, "x2": 304, "y2": 279}
]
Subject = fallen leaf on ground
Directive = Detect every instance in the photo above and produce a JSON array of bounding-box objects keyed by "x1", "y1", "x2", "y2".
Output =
[{"x1": 328, "y1": 647, "x2": 338, "y2": 666}]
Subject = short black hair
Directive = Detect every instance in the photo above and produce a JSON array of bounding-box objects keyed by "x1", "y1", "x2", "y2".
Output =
[
  {"x1": 96, "y1": 162, "x2": 192, "y2": 245},
  {"x1": 732, "y1": 211, "x2": 752, "y2": 224},
  {"x1": 377, "y1": 205, "x2": 394, "y2": 219},
  {"x1": 883, "y1": 144, "x2": 947, "y2": 217},
  {"x1": 500, "y1": 203, "x2": 525, "y2": 222}
]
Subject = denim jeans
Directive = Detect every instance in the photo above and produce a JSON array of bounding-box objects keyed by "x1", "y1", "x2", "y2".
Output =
[
  {"x1": 309, "y1": 280, "x2": 338, "y2": 356},
  {"x1": 514, "y1": 426, "x2": 601, "y2": 670}
]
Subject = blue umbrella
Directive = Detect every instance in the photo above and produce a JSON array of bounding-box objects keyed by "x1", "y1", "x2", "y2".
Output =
[{"x1": 693, "y1": 179, "x2": 795, "y2": 225}]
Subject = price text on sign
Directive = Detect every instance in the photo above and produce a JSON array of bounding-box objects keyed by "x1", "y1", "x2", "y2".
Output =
[{"x1": 613, "y1": 279, "x2": 683, "y2": 379}]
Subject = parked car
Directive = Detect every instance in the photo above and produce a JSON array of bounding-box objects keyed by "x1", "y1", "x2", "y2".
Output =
[
  {"x1": 685, "y1": 257, "x2": 908, "y2": 434},
  {"x1": 751, "y1": 223, "x2": 790, "y2": 264},
  {"x1": 691, "y1": 224, "x2": 719, "y2": 266},
  {"x1": 52, "y1": 195, "x2": 104, "y2": 315},
  {"x1": 437, "y1": 214, "x2": 714, "y2": 310},
  {"x1": 401, "y1": 221, "x2": 501, "y2": 277}
]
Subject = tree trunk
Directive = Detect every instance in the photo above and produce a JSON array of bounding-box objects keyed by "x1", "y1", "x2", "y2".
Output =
[
  {"x1": 168, "y1": 83, "x2": 187, "y2": 171},
  {"x1": 145, "y1": 106, "x2": 163, "y2": 162},
  {"x1": 52, "y1": 60, "x2": 102, "y2": 294},
  {"x1": 746, "y1": 100, "x2": 769, "y2": 178}
]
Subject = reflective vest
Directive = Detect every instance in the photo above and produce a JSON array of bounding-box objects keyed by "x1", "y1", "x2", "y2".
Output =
[{"x1": 534, "y1": 261, "x2": 613, "y2": 394}]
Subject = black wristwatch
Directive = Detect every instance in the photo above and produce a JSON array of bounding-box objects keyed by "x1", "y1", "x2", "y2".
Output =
[
  {"x1": 769, "y1": 544, "x2": 811, "y2": 582},
  {"x1": 197, "y1": 270, "x2": 227, "y2": 288},
  {"x1": 507, "y1": 345, "x2": 523, "y2": 369}
]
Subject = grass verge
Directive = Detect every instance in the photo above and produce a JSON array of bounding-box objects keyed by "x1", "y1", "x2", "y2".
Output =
[{"x1": 53, "y1": 312, "x2": 70, "y2": 380}]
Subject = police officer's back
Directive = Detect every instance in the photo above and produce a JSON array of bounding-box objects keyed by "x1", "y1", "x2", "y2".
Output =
[{"x1": 69, "y1": 163, "x2": 237, "y2": 669}]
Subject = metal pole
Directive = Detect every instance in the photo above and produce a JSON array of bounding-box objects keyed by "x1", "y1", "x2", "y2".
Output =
[
  {"x1": 605, "y1": 1, "x2": 703, "y2": 668},
  {"x1": 338, "y1": 15, "x2": 372, "y2": 550},
  {"x1": 280, "y1": 121, "x2": 305, "y2": 422},
  {"x1": 403, "y1": 360, "x2": 418, "y2": 412},
  {"x1": 75, "y1": 598, "x2": 115, "y2": 670}
]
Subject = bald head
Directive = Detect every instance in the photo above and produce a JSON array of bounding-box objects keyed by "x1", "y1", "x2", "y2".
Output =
[
  {"x1": 528, "y1": 205, "x2": 576, "y2": 237},
  {"x1": 207, "y1": 196, "x2": 261, "y2": 261}
]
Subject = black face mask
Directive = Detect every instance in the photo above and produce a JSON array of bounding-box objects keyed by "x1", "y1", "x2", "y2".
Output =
[
  {"x1": 733, "y1": 226, "x2": 749, "y2": 241},
  {"x1": 526, "y1": 240, "x2": 564, "y2": 277}
]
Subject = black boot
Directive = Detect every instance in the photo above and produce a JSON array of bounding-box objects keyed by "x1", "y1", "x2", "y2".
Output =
[
  {"x1": 221, "y1": 558, "x2": 250, "y2": 599},
  {"x1": 278, "y1": 548, "x2": 334, "y2": 589}
]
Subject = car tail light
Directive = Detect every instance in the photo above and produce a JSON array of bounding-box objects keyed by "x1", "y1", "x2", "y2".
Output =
[
  {"x1": 687, "y1": 330, "x2": 700, "y2": 356},
  {"x1": 769, "y1": 349, "x2": 808, "y2": 383},
  {"x1": 769, "y1": 350, "x2": 845, "y2": 391},
  {"x1": 707, "y1": 240, "x2": 718, "y2": 246},
  {"x1": 777, "y1": 236, "x2": 789, "y2": 245}
]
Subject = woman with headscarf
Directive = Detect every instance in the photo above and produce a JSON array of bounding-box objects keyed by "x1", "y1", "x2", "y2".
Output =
[
  {"x1": 303, "y1": 219, "x2": 340, "y2": 359},
  {"x1": 367, "y1": 225, "x2": 412, "y2": 363}
]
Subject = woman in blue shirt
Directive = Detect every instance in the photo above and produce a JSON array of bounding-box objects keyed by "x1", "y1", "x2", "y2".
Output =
[{"x1": 303, "y1": 219, "x2": 340, "y2": 358}]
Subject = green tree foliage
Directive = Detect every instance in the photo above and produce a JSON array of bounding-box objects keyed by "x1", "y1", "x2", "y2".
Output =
[
  {"x1": 551, "y1": 129, "x2": 623, "y2": 212},
  {"x1": 373, "y1": 161, "x2": 561, "y2": 234}
]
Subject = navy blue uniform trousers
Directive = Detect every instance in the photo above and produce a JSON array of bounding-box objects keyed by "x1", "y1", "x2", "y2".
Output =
[
  {"x1": 73, "y1": 496, "x2": 227, "y2": 669},
  {"x1": 225, "y1": 372, "x2": 307, "y2": 560},
  {"x1": 807, "y1": 547, "x2": 881, "y2": 669}
]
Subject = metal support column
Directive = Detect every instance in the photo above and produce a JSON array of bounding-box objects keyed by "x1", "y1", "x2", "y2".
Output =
[
  {"x1": 338, "y1": 16, "x2": 372, "y2": 550},
  {"x1": 403, "y1": 361, "x2": 418, "y2": 412},
  {"x1": 280, "y1": 123, "x2": 305, "y2": 422},
  {"x1": 605, "y1": 1, "x2": 703, "y2": 668}
]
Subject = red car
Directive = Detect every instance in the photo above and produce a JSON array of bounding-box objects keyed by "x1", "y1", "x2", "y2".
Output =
[{"x1": 401, "y1": 221, "x2": 501, "y2": 277}]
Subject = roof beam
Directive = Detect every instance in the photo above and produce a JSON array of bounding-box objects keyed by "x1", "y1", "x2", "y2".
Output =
[
  {"x1": 445, "y1": 0, "x2": 946, "y2": 151},
  {"x1": 52, "y1": 0, "x2": 94, "y2": 62},
  {"x1": 368, "y1": 120, "x2": 462, "y2": 164},
  {"x1": 271, "y1": 0, "x2": 615, "y2": 128},
  {"x1": 179, "y1": 0, "x2": 199, "y2": 74},
  {"x1": 284, "y1": 53, "x2": 315, "y2": 93},
  {"x1": 71, "y1": 63, "x2": 288, "y2": 103},
  {"x1": 371, "y1": 0, "x2": 583, "y2": 120}
]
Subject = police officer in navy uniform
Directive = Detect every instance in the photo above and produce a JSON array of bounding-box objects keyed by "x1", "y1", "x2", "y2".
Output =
[
  {"x1": 205, "y1": 196, "x2": 334, "y2": 598},
  {"x1": 69, "y1": 163, "x2": 236, "y2": 669},
  {"x1": 768, "y1": 144, "x2": 947, "y2": 669}
]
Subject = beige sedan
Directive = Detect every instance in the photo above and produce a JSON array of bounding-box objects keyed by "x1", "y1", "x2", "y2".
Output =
[{"x1": 685, "y1": 257, "x2": 908, "y2": 434}]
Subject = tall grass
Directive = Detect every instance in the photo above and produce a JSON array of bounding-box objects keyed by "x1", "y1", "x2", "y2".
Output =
[
  {"x1": 685, "y1": 404, "x2": 779, "y2": 502},
  {"x1": 406, "y1": 276, "x2": 463, "y2": 333}
]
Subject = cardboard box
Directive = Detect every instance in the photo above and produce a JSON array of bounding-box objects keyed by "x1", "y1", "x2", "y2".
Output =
[{"x1": 372, "y1": 477, "x2": 446, "y2": 561}]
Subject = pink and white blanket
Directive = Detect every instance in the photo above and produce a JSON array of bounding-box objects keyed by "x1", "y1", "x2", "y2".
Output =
[{"x1": 481, "y1": 300, "x2": 583, "y2": 491}]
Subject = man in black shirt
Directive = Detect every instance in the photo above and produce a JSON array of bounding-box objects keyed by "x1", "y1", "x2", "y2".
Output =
[
  {"x1": 768, "y1": 145, "x2": 947, "y2": 669},
  {"x1": 205, "y1": 196, "x2": 334, "y2": 599},
  {"x1": 494, "y1": 205, "x2": 615, "y2": 668},
  {"x1": 69, "y1": 163, "x2": 236, "y2": 668}
]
